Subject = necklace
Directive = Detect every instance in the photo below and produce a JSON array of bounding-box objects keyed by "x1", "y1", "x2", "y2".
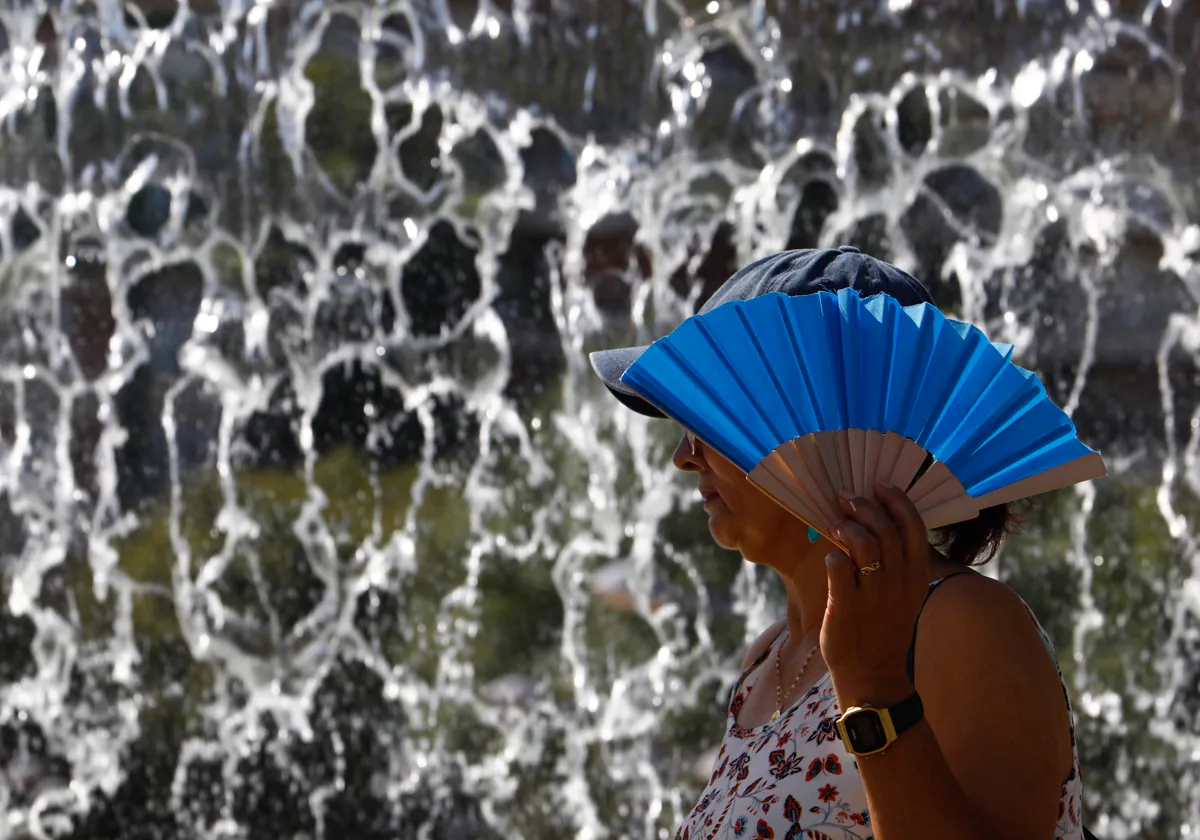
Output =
[{"x1": 771, "y1": 633, "x2": 820, "y2": 722}]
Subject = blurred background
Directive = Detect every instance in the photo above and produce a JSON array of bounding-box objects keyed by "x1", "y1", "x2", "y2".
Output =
[{"x1": 0, "y1": 0, "x2": 1197, "y2": 838}]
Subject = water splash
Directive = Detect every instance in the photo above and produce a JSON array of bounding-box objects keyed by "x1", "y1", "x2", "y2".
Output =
[{"x1": 0, "y1": 1, "x2": 1197, "y2": 839}]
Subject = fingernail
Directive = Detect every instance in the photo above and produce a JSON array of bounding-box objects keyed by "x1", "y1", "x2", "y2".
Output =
[
  {"x1": 876, "y1": 479, "x2": 896, "y2": 492},
  {"x1": 839, "y1": 494, "x2": 858, "y2": 511},
  {"x1": 830, "y1": 522, "x2": 844, "y2": 537}
]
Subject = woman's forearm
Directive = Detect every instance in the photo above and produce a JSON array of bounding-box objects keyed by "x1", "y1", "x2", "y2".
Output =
[
  {"x1": 856, "y1": 719, "x2": 1003, "y2": 840},
  {"x1": 836, "y1": 679, "x2": 1004, "y2": 840}
]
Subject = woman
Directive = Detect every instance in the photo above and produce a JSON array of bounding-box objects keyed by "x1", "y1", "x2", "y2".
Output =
[{"x1": 589, "y1": 248, "x2": 1086, "y2": 840}]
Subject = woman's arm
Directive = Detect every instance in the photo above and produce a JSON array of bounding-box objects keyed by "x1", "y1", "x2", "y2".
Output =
[
  {"x1": 822, "y1": 483, "x2": 1073, "y2": 840},
  {"x1": 835, "y1": 574, "x2": 1071, "y2": 840}
]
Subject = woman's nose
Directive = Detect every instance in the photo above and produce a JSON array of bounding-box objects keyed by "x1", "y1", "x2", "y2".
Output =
[{"x1": 672, "y1": 432, "x2": 703, "y2": 472}]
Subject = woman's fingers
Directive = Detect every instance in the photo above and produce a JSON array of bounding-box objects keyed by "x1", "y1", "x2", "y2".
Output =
[
  {"x1": 831, "y1": 517, "x2": 881, "y2": 571},
  {"x1": 825, "y1": 548, "x2": 859, "y2": 605},
  {"x1": 874, "y1": 479, "x2": 929, "y2": 563},
  {"x1": 837, "y1": 492, "x2": 903, "y2": 568}
]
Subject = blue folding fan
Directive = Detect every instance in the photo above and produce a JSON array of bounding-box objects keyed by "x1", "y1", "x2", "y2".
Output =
[{"x1": 620, "y1": 289, "x2": 1106, "y2": 541}]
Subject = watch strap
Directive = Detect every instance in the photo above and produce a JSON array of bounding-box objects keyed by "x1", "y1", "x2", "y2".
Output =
[{"x1": 886, "y1": 690, "x2": 924, "y2": 738}]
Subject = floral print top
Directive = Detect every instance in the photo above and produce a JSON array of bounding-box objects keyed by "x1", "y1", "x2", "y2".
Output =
[{"x1": 676, "y1": 586, "x2": 1085, "y2": 840}]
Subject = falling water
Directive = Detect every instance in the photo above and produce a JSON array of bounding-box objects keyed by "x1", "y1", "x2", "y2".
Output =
[{"x1": 0, "y1": 1, "x2": 1197, "y2": 838}]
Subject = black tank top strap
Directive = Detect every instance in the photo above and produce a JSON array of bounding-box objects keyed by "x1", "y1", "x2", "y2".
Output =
[{"x1": 905, "y1": 571, "x2": 975, "y2": 682}]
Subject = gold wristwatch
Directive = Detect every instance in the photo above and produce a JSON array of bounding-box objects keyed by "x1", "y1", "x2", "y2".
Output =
[{"x1": 835, "y1": 691, "x2": 924, "y2": 757}]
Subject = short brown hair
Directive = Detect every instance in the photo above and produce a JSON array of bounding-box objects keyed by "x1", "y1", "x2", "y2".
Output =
[{"x1": 930, "y1": 503, "x2": 1023, "y2": 566}]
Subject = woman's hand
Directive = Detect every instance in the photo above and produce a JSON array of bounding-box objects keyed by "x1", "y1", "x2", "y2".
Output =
[{"x1": 820, "y1": 479, "x2": 932, "y2": 707}]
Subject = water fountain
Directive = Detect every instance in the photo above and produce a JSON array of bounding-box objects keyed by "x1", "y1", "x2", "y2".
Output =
[{"x1": 0, "y1": 1, "x2": 1197, "y2": 838}]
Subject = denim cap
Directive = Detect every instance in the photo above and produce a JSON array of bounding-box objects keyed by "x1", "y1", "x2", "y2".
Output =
[{"x1": 588, "y1": 246, "x2": 936, "y2": 418}]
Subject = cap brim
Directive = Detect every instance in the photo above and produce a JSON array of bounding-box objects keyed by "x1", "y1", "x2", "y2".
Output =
[{"x1": 588, "y1": 346, "x2": 667, "y2": 419}]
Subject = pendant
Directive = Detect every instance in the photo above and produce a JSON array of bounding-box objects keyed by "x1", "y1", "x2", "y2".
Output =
[{"x1": 769, "y1": 709, "x2": 780, "y2": 722}]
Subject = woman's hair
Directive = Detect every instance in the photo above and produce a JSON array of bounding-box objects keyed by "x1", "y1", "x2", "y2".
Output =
[
  {"x1": 930, "y1": 503, "x2": 1024, "y2": 566},
  {"x1": 910, "y1": 453, "x2": 1024, "y2": 565}
]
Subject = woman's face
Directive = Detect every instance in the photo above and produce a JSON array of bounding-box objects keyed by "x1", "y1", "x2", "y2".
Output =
[{"x1": 672, "y1": 430, "x2": 800, "y2": 557}]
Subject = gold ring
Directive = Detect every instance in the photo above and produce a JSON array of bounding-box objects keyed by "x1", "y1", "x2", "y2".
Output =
[{"x1": 857, "y1": 561, "x2": 882, "y2": 576}]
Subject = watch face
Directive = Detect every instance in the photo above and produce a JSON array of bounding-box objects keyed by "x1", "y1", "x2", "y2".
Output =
[{"x1": 844, "y1": 710, "x2": 888, "y2": 753}]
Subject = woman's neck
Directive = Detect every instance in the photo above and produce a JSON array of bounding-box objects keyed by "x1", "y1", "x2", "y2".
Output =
[
  {"x1": 741, "y1": 529, "x2": 831, "y2": 644},
  {"x1": 781, "y1": 556, "x2": 829, "y2": 643}
]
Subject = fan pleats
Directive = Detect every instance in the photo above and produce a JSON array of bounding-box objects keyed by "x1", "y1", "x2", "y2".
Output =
[{"x1": 620, "y1": 289, "x2": 1107, "y2": 542}]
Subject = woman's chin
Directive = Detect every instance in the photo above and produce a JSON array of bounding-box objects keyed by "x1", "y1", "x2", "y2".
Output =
[
  {"x1": 709, "y1": 531, "x2": 740, "y2": 551},
  {"x1": 706, "y1": 513, "x2": 741, "y2": 550}
]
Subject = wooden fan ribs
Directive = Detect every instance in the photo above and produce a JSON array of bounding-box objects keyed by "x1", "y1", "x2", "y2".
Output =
[
  {"x1": 847, "y1": 428, "x2": 868, "y2": 498},
  {"x1": 748, "y1": 429, "x2": 1108, "y2": 539},
  {"x1": 779, "y1": 441, "x2": 841, "y2": 522},
  {"x1": 749, "y1": 430, "x2": 982, "y2": 537}
]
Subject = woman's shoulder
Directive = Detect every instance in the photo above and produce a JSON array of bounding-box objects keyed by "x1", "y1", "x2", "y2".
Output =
[
  {"x1": 916, "y1": 568, "x2": 1064, "y2": 689},
  {"x1": 738, "y1": 618, "x2": 788, "y2": 673},
  {"x1": 913, "y1": 566, "x2": 1077, "y2": 815},
  {"x1": 924, "y1": 567, "x2": 1037, "y2": 622}
]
